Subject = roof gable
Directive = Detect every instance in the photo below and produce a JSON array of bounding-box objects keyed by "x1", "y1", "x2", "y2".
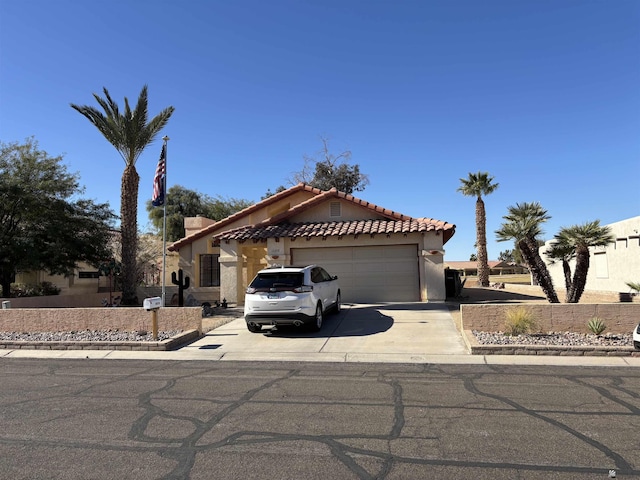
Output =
[
  {"x1": 169, "y1": 183, "x2": 319, "y2": 250},
  {"x1": 265, "y1": 188, "x2": 413, "y2": 225},
  {"x1": 169, "y1": 183, "x2": 455, "y2": 250}
]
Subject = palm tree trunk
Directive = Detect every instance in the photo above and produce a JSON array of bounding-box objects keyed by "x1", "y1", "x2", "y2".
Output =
[
  {"x1": 120, "y1": 165, "x2": 139, "y2": 305},
  {"x1": 566, "y1": 246, "x2": 590, "y2": 303},
  {"x1": 519, "y1": 239, "x2": 559, "y2": 303},
  {"x1": 476, "y1": 198, "x2": 490, "y2": 287},
  {"x1": 0, "y1": 275, "x2": 10, "y2": 299},
  {"x1": 562, "y1": 259, "x2": 572, "y2": 302}
]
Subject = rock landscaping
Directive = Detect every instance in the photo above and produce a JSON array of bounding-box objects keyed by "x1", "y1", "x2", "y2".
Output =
[
  {"x1": 0, "y1": 330, "x2": 183, "y2": 342},
  {"x1": 472, "y1": 331, "x2": 633, "y2": 347}
]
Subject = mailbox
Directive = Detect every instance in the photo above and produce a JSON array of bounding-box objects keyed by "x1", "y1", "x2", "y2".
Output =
[{"x1": 143, "y1": 297, "x2": 162, "y2": 311}]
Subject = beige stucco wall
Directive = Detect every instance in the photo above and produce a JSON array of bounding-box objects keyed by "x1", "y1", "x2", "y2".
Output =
[
  {"x1": 461, "y1": 303, "x2": 639, "y2": 334},
  {"x1": 175, "y1": 191, "x2": 453, "y2": 305},
  {"x1": 543, "y1": 216, "x2": 640, "y2": 295},
  {"x1": 289, "y1": 200, "x2": 389, "y2": 223},
  {"x1": 181, "y1": 234, "x2": 452, "y2": 305},
  {"x1": 0, "y1": 307, "x2": 202, "y2": 333},
  {"x1": 216, "y1": 230, "x2": 448, "y2": 304},
  {"x1": 174, "y1": 235, "x2": 224, "y2": 305}
]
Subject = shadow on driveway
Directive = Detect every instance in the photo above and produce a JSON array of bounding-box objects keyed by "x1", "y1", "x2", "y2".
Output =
[
  {"x1": 264, "y1": 302, "x2": 456, "y2": 339},
  {"x1": 263, "y1": 304, "x2": 395, "y2": 338}
]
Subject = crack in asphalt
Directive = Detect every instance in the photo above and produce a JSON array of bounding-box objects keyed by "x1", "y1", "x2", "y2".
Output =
[
  {"x1": 0, "y1": 361, "x2": 638, "y2": 479},
  {"x1": 462, "y1": 373, "x2": 635, "y2": 474}
]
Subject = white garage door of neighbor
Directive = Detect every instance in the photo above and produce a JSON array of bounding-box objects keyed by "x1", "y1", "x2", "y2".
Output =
[{"x1": 291, "y1": 245, "x2": 420, "y2": 303}]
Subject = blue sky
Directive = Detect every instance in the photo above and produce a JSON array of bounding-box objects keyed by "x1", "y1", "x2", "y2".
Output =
[{"x1": 1, "y1": 0, "x2": 638, "y2": 261}]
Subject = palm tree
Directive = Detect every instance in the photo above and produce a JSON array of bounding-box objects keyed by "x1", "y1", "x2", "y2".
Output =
[
  {"x1": 545, "y1": 221, "x2": 613, "y2": 303},
  {"x1": 71, "y1": 86, "x2": 174, "y2": 305},
  {"x1": 544, "y1": 236, "x2": 575, "y2": 294},
  {"x1": 495, "y1": 202, "x2": 559, "y2": 303},
  {"x1": 457, "y1": 172, "x2": 498, "y2": 287}
]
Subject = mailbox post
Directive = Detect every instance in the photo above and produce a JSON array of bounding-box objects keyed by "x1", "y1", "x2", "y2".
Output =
[{"x1": 143, "y1": 297, "x2": 162, "y2": 340}]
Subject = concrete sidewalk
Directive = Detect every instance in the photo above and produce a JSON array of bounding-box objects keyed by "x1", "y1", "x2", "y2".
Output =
[{"x1": 2, "y1": 302, "x2": 640, "y2": 366}]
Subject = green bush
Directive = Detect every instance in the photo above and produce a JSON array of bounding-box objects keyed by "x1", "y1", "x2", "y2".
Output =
[
  {"x1": 504, "y1": 307, "x2": 537, "y2": 336},
  {"x1": 587, "y1": 317, "x2": 607, "y2": 335},
  {"x1": 10, "y1": 281, "x2": 61, "y2": 297}
]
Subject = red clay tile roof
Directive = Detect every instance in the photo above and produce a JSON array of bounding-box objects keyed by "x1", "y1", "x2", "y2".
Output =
[
  {"x1": 445, "y1": 261, "x2": 520, "y2": 269},
  {"x1": 169, "y1": 184, "x2": 321, "y2": 251},
  {"x1": 214, "y1": 218, "x2": 455, "y2": 243},
  {"x1": 169, "y1": 183, "x2": 456, "y2": 250}
]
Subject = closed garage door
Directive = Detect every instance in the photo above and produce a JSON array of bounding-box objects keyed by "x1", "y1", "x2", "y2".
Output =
[{"x1": 291, "y1": 245, "x2": 419, "y2": 303}]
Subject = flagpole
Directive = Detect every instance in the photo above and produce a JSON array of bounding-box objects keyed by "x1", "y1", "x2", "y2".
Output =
[{"x1": 161, "y1": 135, "x2": 169, "y2": 307}]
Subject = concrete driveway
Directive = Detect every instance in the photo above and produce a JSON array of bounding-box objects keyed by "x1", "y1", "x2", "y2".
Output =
[{"x1": 181, "y1": 303, "x2": 469, "y2": 362}]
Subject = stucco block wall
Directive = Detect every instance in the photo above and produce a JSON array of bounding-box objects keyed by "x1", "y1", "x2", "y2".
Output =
[
  {"x1": 0, "y1": 307, "x2": 202, "y2": 333},
  {"x1": 461, "y1": 303, "x2": 640, "y2": 334},
  {"x1": 543, "y1": 216, "x2": 640, "y2": 294}
]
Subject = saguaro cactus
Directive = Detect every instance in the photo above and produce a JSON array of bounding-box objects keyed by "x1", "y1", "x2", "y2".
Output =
[{"x1": 171, "y1": 269, "x2": 190, "y2": 307}]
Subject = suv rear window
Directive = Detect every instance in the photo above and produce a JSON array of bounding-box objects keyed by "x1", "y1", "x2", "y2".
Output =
[{"x1": 249, "y1": 272, "x2": 304, "y2": 292}]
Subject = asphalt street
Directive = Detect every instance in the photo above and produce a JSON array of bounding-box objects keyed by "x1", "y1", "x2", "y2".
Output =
[{"x1": 1, "y1": 359, "x2": 638, "y2": 479}]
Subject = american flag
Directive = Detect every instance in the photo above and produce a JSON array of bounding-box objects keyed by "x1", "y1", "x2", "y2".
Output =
[{"x1": 151, "y1": 144, "x2": 166, "y2": 207}]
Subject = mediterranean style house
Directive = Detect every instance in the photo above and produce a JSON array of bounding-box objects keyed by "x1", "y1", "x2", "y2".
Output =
[
  {"x1": 168, "y1": 184, "x2": 456, "y2": 305},
  {"x1": 9, "y1": 233, "x2": 178, "y2": 303}
]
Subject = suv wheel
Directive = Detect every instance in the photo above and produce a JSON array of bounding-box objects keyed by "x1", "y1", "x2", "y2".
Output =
[
  {"x1": 334, "y1": 292, "x2": 341, "y2": 314},
  {"x1": 312, "y1": 303, "x2": 323, "y2": 331},
  {"x1": 246, "y1": 323, "x2": 262, "y2": 333}
]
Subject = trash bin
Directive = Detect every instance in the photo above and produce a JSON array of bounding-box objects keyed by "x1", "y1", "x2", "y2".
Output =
[
  {"x1": 619, "y1": 292, "x2": 633, "y2": 302},
  {"x1": 445, "y1": 269, "x2": 462, "y2": 298},
  {"x1": 2, "y1": 301, "x2": 10, "y2": 309}
]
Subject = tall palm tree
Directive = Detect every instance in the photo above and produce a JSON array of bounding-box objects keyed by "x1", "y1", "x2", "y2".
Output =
[
  {"x1": 545, "y1": 221, "x2": 613, "y2": 303},
  {"x1": 71, "y1": 86, "x2": 174, "y2": 305},
  {"x1": 457, "y1": 172, "x2": 498, "y2": 287},
  {"x1": 495, "y1": 202, "x2": 559, "y2": 303}
]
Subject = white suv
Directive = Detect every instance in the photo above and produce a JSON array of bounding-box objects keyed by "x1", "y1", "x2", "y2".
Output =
[{"x1": 244, "y1": 265, "x2": 341, "y2": 333}]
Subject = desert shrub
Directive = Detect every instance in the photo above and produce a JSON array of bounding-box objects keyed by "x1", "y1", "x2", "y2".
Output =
[
  {"x1": 587, "y1": 317, "x2": 607, "y2": 335},
  {"x1": 10, "y1": 282, "x2": 61, "y2": 297},
  {"x1": 504, "y1": 306, "x2": 537, "y2": 336}
]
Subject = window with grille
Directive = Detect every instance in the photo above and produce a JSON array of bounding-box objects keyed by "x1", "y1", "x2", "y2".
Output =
[{"x1": 200, "y1": 254, "x2": 220, "y2": 287}]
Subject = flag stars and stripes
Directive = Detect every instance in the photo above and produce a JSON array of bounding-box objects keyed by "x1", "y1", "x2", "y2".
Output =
[{"x1": 152, "y1": 144, "x2": 166, "y2": 207}]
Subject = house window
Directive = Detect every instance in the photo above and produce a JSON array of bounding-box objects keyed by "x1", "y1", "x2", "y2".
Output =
[
  {"x1": 78, "y1": 271, "x2": 100, "y2": 279},
  {"x1": 200, "y1": 254, "x2": 220, "y2": 287},
  {"x1": 330, "y1": 202, "x2": 341, "y2": 217},
  {"x1": 594, "y1": 252, "x2": 608, "y2": 279}
]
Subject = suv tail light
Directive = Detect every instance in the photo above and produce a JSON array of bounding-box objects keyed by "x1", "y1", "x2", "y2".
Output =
[{"x1": 293, "y1": 285, "x2": 313, "y2": 293}]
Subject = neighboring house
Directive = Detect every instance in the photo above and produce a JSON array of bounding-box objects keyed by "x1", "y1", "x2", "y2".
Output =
[
  {"x1": 15, "y1": 266, "x2": 112, "y2": 297},
  {"x1": 542, "y1": 216, "x2": 640, "y2": 295},
  {"x1": 168, "y1": 183, "x2": 456, "y2": 305},
  {"x1": 12, "y1": 232, "x2": 178, "y2": 298},
  {"x1": 444, "y1": 261, "x2": 528, "y2": 277}
]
